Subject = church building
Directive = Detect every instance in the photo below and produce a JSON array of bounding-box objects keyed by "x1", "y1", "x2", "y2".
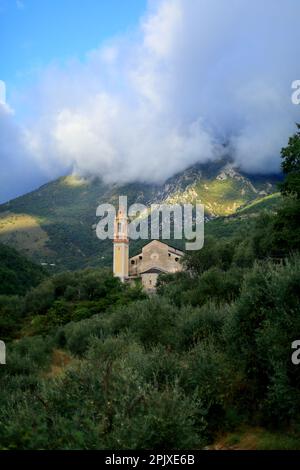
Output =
[{"x1": 113, "y1": 207, "x2": 184, "y2": 291}]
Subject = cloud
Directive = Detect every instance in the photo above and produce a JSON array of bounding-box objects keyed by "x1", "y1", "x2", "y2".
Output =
[
  {"x1": 1, "y1": 0, "x2": 300, "y2": 202},
  {"x1": 16, "y1": 0, "x2": 25, "y2": 10},
  {"x1": 0, "y1": 80, "x2": 6, "y2": 105},
  {"x1": 0, "y1": 103, "x2": 47, "y2": 203}
]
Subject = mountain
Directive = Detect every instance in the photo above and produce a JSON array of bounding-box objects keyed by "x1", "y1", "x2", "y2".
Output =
[
  {"x1": 0, "y1": 158, "x2": 281, "y2": 271},
  {"x1": 0, "y1": 243, "x2": 47, "y2": 296}
]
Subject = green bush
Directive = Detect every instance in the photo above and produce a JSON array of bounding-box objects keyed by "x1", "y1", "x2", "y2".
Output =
[
  {"x1": 108, "y1": 385, "x2": 203, "y2": 450},
  {"x1": 63, "y1": 316, "x2": 106, "y2": 356},
  {"x1": 183, "y1": 237, "x2": 234, "y2": 275},
  {"x1": 224, "y1": 257, "x2": 300, "y2": 424},
  {"x1": 0, "y1": 295, "x2": 23, "y2": 340},
  {"x1": 180, "y1": 340, "x2": 235, "y2": 436},
  {"x1": 2, "y1": 336, "x2": 53, "y2": 377},
  {"x1": 176, "y1": 302, "x2": 227, "y2": 350},
  {"x1": 0, "y1": 243, "x2": 46, "y2": 296},
  {"x1": 109, "y1": 297, "x2": 181, "y2": 349},
  {"x1": 186, "y1": 267, "x2": 242, "y2": 307}
]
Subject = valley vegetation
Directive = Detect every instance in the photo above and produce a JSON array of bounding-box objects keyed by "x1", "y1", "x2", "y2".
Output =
[
  {"x1": 0, "y1": 126, "x2": 300, "y2": 449},
  {"x1": 0, "y1": 159, "x2": 279, "y2": 272}
]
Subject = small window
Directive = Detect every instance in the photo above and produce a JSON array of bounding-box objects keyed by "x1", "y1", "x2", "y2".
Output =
[
  {"x1": 131, "y1": 260, "x2": 135, "y2": 265},
  {"x1": 175, "y1": 257, "x2": 179, "y2": 262},
  {"x1": 118, "y1": 222, "x2": 122, "y2": 233},
  {"x1": 149, "y1": 280, "x2": 152, "y2": 285},
  {"x1": 168, "y1": 253, "x2": 171, "y2": 257},
  {"x1": 139, "y1": 255, "x2": 143, "y2": 260}
]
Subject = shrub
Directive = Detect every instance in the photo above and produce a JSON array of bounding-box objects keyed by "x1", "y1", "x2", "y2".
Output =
[
  {"x1": 180, "y1": 340, "x2": 235, "y2": 436},
  {"x1": 25, "y1": 280, "x2": 55, "y2": 316},
  {"x1": 0, "y1": 295, "x2": 23, "y2": 340},
  {"x1": 4, "y1": 336, "x2": 53, "y2": 376},
  {"x1": 63, "y1": 316, "x2": 106, "y2": 356},
  {"x1": 224, "y1": 256, "x2": 300, "y2": 424},
  {"x1": 176, "y1": 302, "x2": 227, "y2": 350},
  {"x1": 183, "y1": 237, "x2": 234, "y2": 275},
  {"x1": 185, "y1": 267, "x2": 242, "y2": 307},
  {"x1": 109, "y1": 298, "x2": 181, "y2": 349},
  {"x1": 108, "y1": 385, "x2": 204, "y2": 449},
  {"x1": 125, "y1": 345, "x2": 182, "y2": 388}
]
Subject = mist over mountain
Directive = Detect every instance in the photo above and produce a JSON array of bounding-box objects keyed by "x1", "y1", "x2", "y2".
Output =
[
  {"x1": 2, "y1": 0, "x2": 300, "y2": 453},
  {"x1": 0, "y1": 158, "x2": 281, "y2": 271},
  {"x1": 1, "y1": 0, "x2": 300, "y2": 203}
]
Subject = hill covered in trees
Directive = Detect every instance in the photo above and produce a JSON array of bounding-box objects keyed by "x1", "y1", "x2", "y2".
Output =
[
  {"x1": 0, "y1": 126, "x2": 299, "y2": 450},
  {"x1": 0, "y1": 243, "x2": 46, "y2": 296},
  {"x1": 0, "y1": 158, "x2": 280, "y2": 271}
]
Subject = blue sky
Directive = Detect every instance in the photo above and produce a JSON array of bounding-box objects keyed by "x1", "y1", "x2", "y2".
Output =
[
  {"x1": 0, "y1": 0, "x2": 299, "y2": 204},
  {"x1": 0, "y1": 0, "x2": 146, "y2": 97}
]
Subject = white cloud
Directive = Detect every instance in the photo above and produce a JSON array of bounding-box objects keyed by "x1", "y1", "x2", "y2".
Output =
[
  {"x1": 0, "y1": 103, "x2": 46, "y2": 203},
  {"x1": 16, "y1": 0, "x2": 25, "y2": 10},
  {"x1": 0, "y1": 80, "x2": 6, "y2": 105},
  {"x1": 2, "y1": 0, "x2": 300, "y2": 202}
]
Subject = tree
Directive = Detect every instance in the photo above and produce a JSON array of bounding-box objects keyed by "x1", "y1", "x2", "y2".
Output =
[{"x1": 280, "y1": 123, "x2": 300, "y2": 199}]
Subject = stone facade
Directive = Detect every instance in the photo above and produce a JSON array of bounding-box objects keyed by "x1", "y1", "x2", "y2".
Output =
[{"x1": 128, "y1": 240, "x2": 184, "y2": 291}]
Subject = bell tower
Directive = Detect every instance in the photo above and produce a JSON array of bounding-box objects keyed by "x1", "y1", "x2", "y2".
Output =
[{"x1": 113, "y1": 206, "x2": 129, "y2": 282}]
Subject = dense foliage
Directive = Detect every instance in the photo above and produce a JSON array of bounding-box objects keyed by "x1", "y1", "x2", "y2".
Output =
[
  {"x1": 0, "y1": 243, "x2": 46, "y2": 296},
  {"x1": 0, "y1": 268, "x2": 146, "y2": 342},
  {"x1": 0, "y1": 160, "x2": 279, "y2": 272},
  {"x1": 0, "y1": 126, "x2": 300, "y2": 449}
]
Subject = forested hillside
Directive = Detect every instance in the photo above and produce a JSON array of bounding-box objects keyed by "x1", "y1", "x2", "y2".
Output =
[
  {"x1": 0, "y1": 127, "x2": 299, "y2": 450},
  {"x1": 0, "y1": 243, "x2": 46, "y2": 296},
  {"x1": 0, "y1": 159, "x2": 280, "y2": 271}
]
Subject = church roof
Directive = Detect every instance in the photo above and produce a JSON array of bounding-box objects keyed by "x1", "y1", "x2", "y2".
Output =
[
  {"x1": 129, "y1": 240, "x2": 184, "y2": 260},
  {"x1": 167, "y1": 244, "x2": 184, "y2": 255},
  {"x1": 140, "y1": 267, "x2": 168, "y2": 274}
]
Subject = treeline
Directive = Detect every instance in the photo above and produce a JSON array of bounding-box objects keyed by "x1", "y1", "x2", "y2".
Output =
[
  {"x1": 0, "y1": 125, "x2": 300, "y2": 449},
  {"x1": 0, "y1": 268, "x2": 146, "y2": 341},
  {"x1": 0, "y1": 255, "x2": 299, "y2": 449},
  {"x1": 0, "y1": 243, "x2": 46, "y2": 296}
]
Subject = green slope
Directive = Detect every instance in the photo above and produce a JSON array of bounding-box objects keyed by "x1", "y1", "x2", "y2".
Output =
[
  {"x1": 0, "y1": 159, "x2": 281, "y2": 271},
  {"x1": 236, "y1": 192, "x2": 281, "y2": 215},
  {"x1": 0, "y1": 243, "x2": 47, "y2": 295},
  {"x1": 205, "y1": 192, "x2": 282, "y2": 239}
]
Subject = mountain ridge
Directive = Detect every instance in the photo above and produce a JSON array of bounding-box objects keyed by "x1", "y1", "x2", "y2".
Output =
[{"x1": 0, "y1": 158, "x2": 281, "y2": 271}]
